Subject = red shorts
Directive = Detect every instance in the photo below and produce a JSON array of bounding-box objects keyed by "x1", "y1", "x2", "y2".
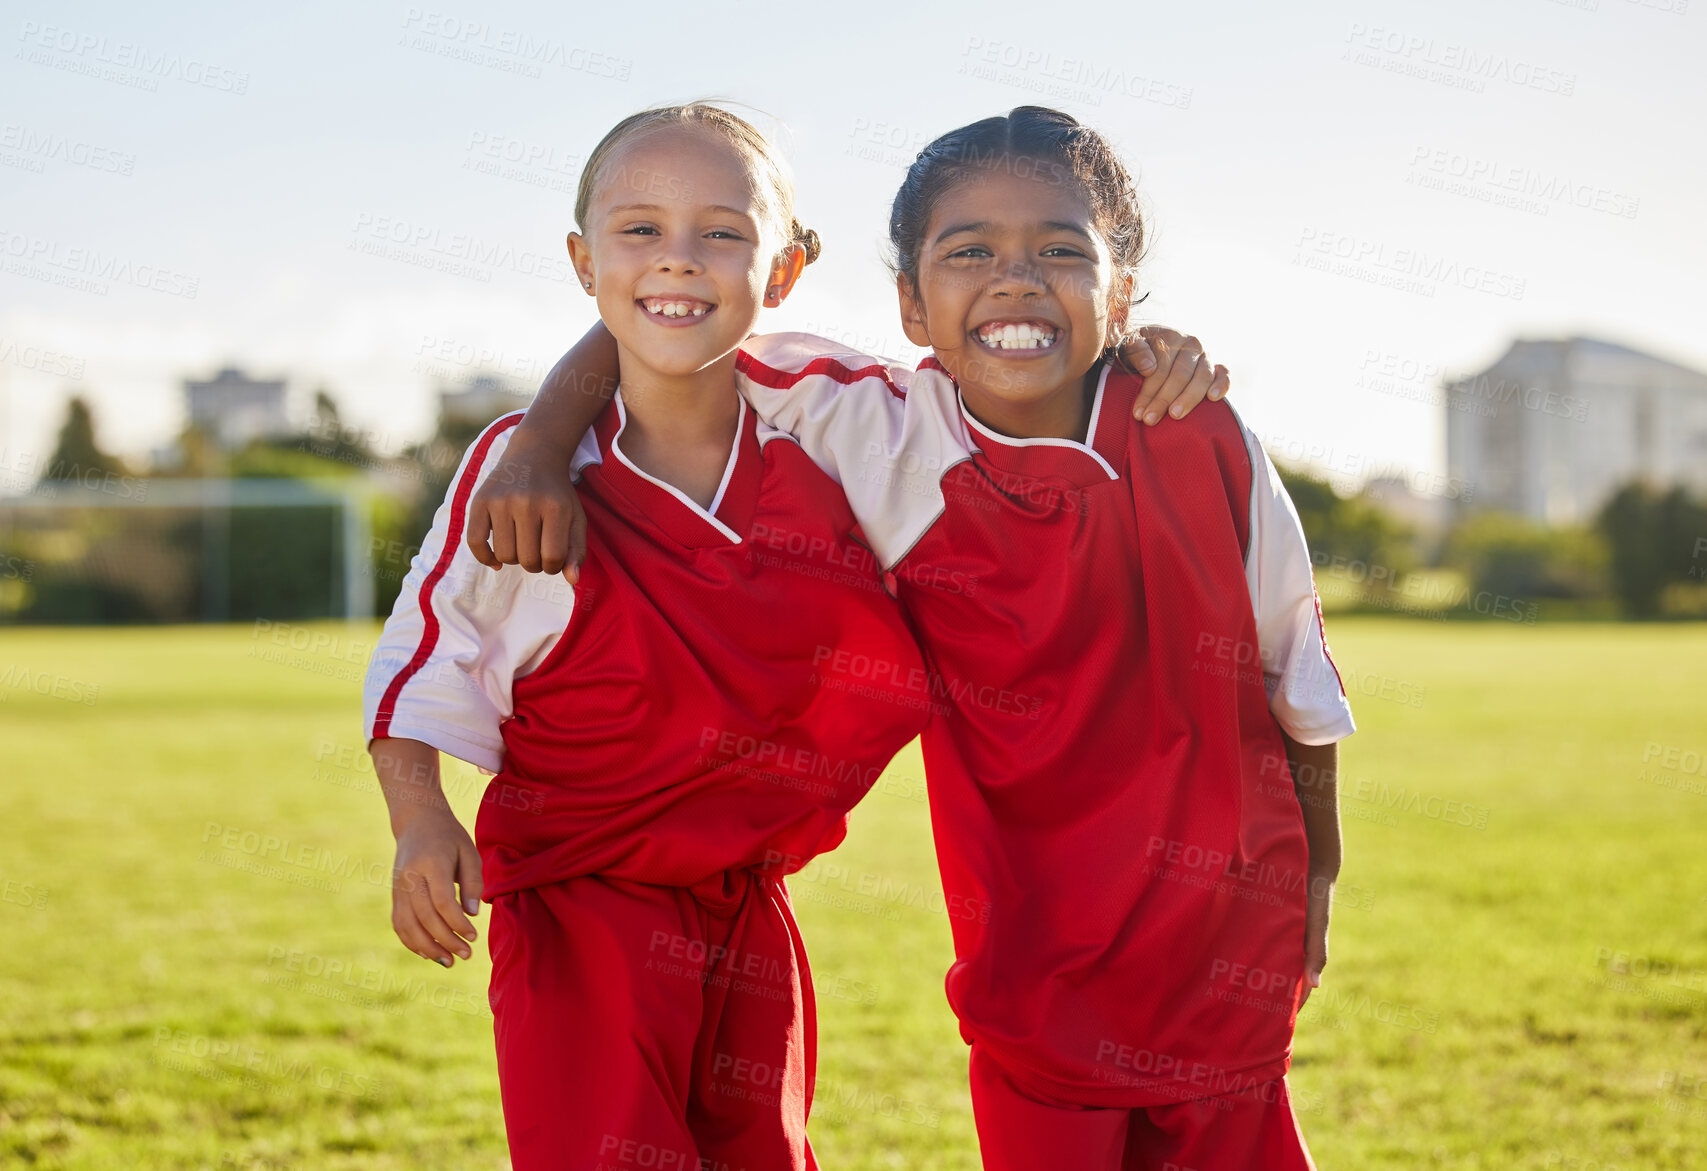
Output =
[
  {"x1": 969, "y1": 1045, "x2": 1315, "y2": 1171},
  {"x1": 488, "y1": 872, "x2": 817, "y2": 1171}
]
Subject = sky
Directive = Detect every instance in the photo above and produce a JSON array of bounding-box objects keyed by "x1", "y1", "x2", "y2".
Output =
[{"x1": 2, "y1": 0, "x2": 1703, "y2": 491}]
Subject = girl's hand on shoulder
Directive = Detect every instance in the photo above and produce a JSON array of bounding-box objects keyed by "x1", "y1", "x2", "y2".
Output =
[
  {"x1": 1118, "y1": 326, "x2": 1230, "y2": 426},
  {"x1": 390, "y1": 806, "x2": 483, "y2": 968},
  {"x1": 466, "y1": 432, "x2": 588, "y2": 582}
]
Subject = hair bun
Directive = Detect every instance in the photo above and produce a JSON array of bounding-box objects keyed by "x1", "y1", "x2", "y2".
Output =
[{"x1": 792, "y1": 222, "x2": 822, "y2": 266}]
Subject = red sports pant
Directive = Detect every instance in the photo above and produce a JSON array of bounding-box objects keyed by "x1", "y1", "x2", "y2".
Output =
[
  {"x1": 488, "y1": 871, "x2": 818, "y2": 1171},
  {"x1": 969, "y1": 1045, "x2": 1315, "y2": 1171}
]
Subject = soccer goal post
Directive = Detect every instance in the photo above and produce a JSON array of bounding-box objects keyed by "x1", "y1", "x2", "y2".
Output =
[{"x1": 0, "y1": 477, "x2": 374, "y2": 624}]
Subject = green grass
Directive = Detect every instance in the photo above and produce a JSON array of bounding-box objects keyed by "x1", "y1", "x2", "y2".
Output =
[{"x1": 1, "y1": 619, "x2": 1704, "y2": 1168}]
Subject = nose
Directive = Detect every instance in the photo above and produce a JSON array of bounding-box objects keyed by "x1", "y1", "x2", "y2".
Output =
[
  {"x1": 990, "y1": 256, "x2": 1045, "y2": 299},
  {"x1": 656, "y1": 238, "x2": 703, "y2": 277}
]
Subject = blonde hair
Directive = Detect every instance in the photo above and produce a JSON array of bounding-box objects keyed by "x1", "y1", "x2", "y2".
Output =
[{"x1": 574, "y1": 103, "x2": 821, "y2": 266}]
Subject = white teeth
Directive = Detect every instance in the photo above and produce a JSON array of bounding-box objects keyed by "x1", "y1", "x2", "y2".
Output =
[
  {"x1": 978, "y1": 322, "x2": 1056, "y2": 350},
  {"x1": 643, "y1": 299, "x2": 710, "y2": 318}
]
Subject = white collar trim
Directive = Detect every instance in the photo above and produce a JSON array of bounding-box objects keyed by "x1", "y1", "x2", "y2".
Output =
[
  {"x1": 609, "y1": 390, "x2": 745, "y2": 543},
  {"x1": 956, "y1": 364, "x2": 1120, "y2": 481}
]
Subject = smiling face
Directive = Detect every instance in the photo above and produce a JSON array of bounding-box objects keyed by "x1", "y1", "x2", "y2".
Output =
[
  {"x1": 898, "y1": 162, "x2": 1129, "y2": 439},
  {"x1": 569, "y1": 125, "x2": 800, "y2": 385}
]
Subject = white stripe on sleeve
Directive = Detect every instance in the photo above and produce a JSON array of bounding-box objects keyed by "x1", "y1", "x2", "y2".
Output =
[
  {"x1": 362, "y1": 414, "x2": 576, "y2": 772},
  {"x1": 1238, "y1": 417, "x2": 1358, "y2": 746},
  {"x1": 737, "y1": 332, "x2": 970, "y2": 569}
]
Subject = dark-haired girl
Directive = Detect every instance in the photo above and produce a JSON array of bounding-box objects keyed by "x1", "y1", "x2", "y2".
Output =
[{"x1": 473, "y1": 107, "x2": 1348, "y2": 1169}]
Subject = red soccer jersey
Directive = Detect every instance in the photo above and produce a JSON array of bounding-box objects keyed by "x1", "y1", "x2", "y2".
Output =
[
  {"x1": 735, "y1": 334, "x2": 1357, "y2": 1107},
  {"x1": 364, "y1": 395, "x2": 930, "y2": 899}
]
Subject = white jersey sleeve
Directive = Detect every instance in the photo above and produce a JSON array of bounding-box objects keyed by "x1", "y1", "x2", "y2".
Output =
[
  {"x1": 1237, "y1": 418, "x2": 1358, "y2": 745},
  {"x1": 363, "y1": 413, "x2": 577, "y2": 773},
  {"x1": 735, "y1": 332, "x2": 972, "y2": 568}
]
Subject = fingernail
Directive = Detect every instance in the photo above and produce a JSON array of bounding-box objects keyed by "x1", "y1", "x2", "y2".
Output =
[
  {"x1": 435, "y1": 956, "x2": 452, "y2": 968},
  {"x1": 1170, "y1": 404, "x2": 1184, "y2": 418},
  {"x1": 464, "y1": 899, "x2": 480, "y2": 916},
  {"x1": 1209, "y1": 390, "x2": 1223, "y2": 400},
  {"x1": 1144, "y1": 412, "x2": 1160, "y2": 426}
]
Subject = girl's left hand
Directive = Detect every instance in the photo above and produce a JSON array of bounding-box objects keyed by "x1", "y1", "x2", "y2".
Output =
[{"x1": 1117, "y1": 326, "x2": 1230, "y2": 425}]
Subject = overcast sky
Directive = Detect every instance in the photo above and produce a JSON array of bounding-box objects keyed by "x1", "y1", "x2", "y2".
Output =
[{"x1": 2, "y1": 0, "x2": 1702, "y2": 490}]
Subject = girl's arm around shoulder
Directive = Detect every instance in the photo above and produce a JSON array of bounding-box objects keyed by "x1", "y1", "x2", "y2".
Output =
[
  {"x1": 462, "y1": 325, "x2": 1229, "y2": 579},
  {"x1": 466, "y1": 322, "x2": 619, "y2": 578},
  {"x1": 738, "y1": 332, "x2": 974, "y2": 570},
  {"x1": 735, "y1": 331, "x2": 922, "y2": 481}
]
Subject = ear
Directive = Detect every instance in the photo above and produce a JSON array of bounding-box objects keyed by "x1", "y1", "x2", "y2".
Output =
[
  {"x1": 896, "y1": 273, "x2": 931, "y2": 348},
  {"x1": 567, "y1": 232, "x2": 596, "y2": 295},
  {"x1": 762, "y1": 244, "x2": 808, "y2": 307}
]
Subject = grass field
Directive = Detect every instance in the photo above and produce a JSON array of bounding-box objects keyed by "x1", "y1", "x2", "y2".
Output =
[{"x1": 1, "y1": 618, "x2": 1705, "y2": 1169}]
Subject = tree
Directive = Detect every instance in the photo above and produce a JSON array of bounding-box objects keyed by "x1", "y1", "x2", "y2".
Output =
[
  {"x1": 1440, "y1": 513, "x2": 1608, "y2": 601},
  {"x1": 301, "y1": 388, "x2": 374, "y2": 467},
  {"x1": 172, "y1": 424, "x2": 229, "y2": 478},
  {"x1": 39, "y1": 396, "x2": 123, "y2": 485},
  {"x1": 310, "y1": 388, "x2": 341, "y2": 437},
  {"x1": 1596, "y1": 483, "x2": 1707, "y2": 618},
  {"x1": 1275, "y1": 464, "x2": 1417, "y2": 593}
]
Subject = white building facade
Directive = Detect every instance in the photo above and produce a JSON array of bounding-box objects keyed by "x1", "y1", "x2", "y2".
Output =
[
  {"x1": 183, "y1": 367, "x2": 290, "y2": 450},
  {"x1": 438, "y1": 374, "x2": 532, "y2": 431},
  {"x1": 1445, "y1": 338, "x2": 1707, "y2": 525}
]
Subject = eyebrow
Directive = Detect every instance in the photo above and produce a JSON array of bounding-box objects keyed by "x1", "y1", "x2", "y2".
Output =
[
  {"x1": 933, "y1": 219, "x2": 1097, "y2": 245},
  {"x1": 605, "y1": 202, "x2": 757, "y2": 220},
  {"x1": 1042, "y1": 220, "x2": 1096, "y2": 242},
  {"x1": 933, "y1": 221, "x2": 991, "y2": 245}
]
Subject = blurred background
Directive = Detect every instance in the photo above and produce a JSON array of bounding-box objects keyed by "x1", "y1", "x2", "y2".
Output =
[{"x1": 2, "y1": 1, "x2": 1704, "y2": 1168}]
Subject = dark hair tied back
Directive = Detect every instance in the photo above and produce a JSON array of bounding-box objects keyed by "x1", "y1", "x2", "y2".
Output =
[{"x1": 888, "y1": 106, "x2": 1145, "y2": 327}]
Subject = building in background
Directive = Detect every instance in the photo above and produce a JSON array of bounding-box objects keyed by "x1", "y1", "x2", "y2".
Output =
[
  {"x1": 1445, "y1": 338, "x2": 1707, "y2": 525},
  {"x1": 1363, "y1": 473, "x2": 1452, "y2": 536},
  {"x1": 183, "y1": 367, "x2": 290, "y2": 450},
  {"x1": 438, "y1": 374, "x2": 532, "y2": 432}
]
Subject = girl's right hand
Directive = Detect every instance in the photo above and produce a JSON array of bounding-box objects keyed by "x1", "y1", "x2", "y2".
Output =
[
  {"x1": 466, "y1": 429, "x2": 590, "y2": 581},
  {"x1": 1124, "y1": 326, "x2": 1231, "y2": 426},
  {"x1": 390, "y1": 806, "x2": 483, "y2": 967}
]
